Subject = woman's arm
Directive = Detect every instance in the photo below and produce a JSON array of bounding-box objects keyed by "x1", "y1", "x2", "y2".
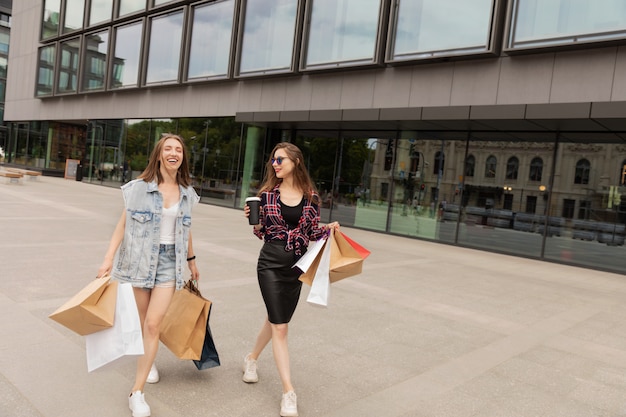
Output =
[
  {"x1": 97, "y1": 210, "x2": 126, "y2": 278},
  {"x1": 187, "y1": 231, "x2": 200, "y2": 281}
]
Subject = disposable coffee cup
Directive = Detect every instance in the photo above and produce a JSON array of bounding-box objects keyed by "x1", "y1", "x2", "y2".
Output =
[{"x1": 245, "y1": 197, "x2": 261, "y2": 225}]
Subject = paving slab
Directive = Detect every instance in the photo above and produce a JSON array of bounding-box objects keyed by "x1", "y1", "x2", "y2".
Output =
[{"x1": 1, "y1": 176, "x2": 626, "y2": 417}]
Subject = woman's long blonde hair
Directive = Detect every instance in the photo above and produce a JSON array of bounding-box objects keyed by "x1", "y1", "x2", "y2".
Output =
[
  {"x1": 138, "y1": 134, "x2": 192, "y2": 187},
  {"x1": 258, "y1": 142, "x2": 319, "y2": 204}
]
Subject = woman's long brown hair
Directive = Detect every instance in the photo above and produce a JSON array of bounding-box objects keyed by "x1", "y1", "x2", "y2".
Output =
[
  {"x1": 138, "y1": 134, "x2": 192, "y2": 187},
  {"x1": 258, "y1": 142, "x2": 319, "y2": 205}
]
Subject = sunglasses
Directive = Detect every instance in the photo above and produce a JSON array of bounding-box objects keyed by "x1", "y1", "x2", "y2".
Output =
[{"x1": 271, "y1": 157, "x2": 289, "y2": 165}]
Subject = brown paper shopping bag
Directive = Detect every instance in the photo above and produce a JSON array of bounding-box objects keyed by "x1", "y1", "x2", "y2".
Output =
[
  {"x1": 160, "y1": 280, "x2": 211, "y2": 361},
  {"x1": 299, "y1": 230, "x2": 370, "y2": 286},
  {"x1": 328, "y1": 230, "x2": 370, "y2": 282},
  {"x1": 49, "y1": 277, "x2": 118, "y2": 336}
]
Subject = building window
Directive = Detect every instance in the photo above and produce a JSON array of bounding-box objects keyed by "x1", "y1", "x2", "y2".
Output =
[
  {"x1": 238, "y1": 0, "x2": 298, "y2": 76},
  {"x1": 465, "y1": 154, "x2": 475, "y2": 177},
  {"x1": 574, "y1": 159, "x2": 590, "y2": 185},
  {"x1": 36, "y1": 45, "x2": 56, "y2": 97},
  {"x1": 508, "y1": 0, "x2": 626, "y2": 50},
  {"x1": 81, "y1": 30, "x2": 109, "y2": 92},
  {"x1": 111, "y1": 21, "x2": 143, "y2": 89},
  {"x1": 506, "y1": 156, "x2": 519, "y2": 180},
  {"x1": 42, "y1": 0, "x2": 61, "y2": 40},
  {"x1": 389, "y1": 0, "x2": 494, "y2": 62},
  {"x1": 303, "y1": 0, "x2": 381, "y2": 70},
  {"x1": 526, "y1": 195, "x2": 537, "y2": 214},
  {"x1": 620, "y1": 159, "x2": 626, "y2": 185},
  {"x1": 146, "y1": 10, "x2": 184, "y2": 85},
  {"x1": 578, "y1": 200, "x2": 590, "y2": 219},
  {"x1": 119, "y1": 0, "x2": 147, "y2": 17},
  {"x1": 562, "y1": 199, "x2": 576, "y2": 219},
  {"x1": 57, "y1": 38, "x2": 81, "y2": 94},
  {"x1": 433, "y1": 151, "x2": 445, "y2": 176},
  {"x1": 529, "y1": 157, "x2": 543, "y2": 181},
  {"x1": 0, "y1": 31, "x2": 8, "y2": 55},
  {"x1": 485, "y1": 155, "x2": 496, "y2": 178},
  {"x1": 63, "y1": 0, "x2": 85, "y2": 33},
  {"x1": 89, "y1": 0, "x2": 113, "y2": 26},
  {"x1": 187, "y1": 0, "x2": 235, "y2": 80}
]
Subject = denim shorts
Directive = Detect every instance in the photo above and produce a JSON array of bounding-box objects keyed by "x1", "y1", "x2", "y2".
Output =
[{"x1": 153, "y1": 244, "x2": 176, "y2": 289}]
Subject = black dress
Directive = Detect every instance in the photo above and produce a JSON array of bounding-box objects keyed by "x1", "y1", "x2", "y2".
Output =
[{"x1": 257, "y1": 200, "x2": 305, "y2": 324}]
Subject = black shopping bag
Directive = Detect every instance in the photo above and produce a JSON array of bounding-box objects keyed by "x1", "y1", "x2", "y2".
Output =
[{"x1": 193, "y1": 303, "x2": 220, "y2": 370}]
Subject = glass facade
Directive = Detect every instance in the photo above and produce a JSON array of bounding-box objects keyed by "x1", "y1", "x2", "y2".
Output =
[
  {"x1": 389, "y1": 0, "x2": 494, "y2": 61},
  {"x1": 111, "y1": 21, "x2": 143, "y2": 89},
  {"x1": 62, "y1": 0, "x2": 84, "y2": 33},
  {"x1": 238, "y1": 0, "x2": 298, "y2": 75},
  {"x1": 81, "y1": 30, "x2": 109, "y2": 91},
  {"x1": 187, "y1": 0, "x2": 235, "y2": 80},
  {"x1": 303, "y1": 0, "x2": 381, "y2": 69},
  {"x1": 146, "y1": 10, "x2": 184, "y2": 84},
  {"x1": 508, "y1": 0, "x2": 626, "y2": 49}
]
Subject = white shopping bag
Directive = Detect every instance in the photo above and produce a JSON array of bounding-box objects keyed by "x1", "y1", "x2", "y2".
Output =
[
  {"x1": 85, "y1": 283, "x2": 144, "y2": 372},
  {"x1": 293, "y1": 237, "x2": 327, "y2": 274},
  {"x1": 306, "y1": 236, "x2": 332, "y2": 307}
]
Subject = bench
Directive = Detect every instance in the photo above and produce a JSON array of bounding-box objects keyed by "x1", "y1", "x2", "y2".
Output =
[
  {"x1": 7, "y1": 168, "x2": 42, "y2": 180},
  {"x1": 0, "y1": 170, "x2": 23, "y2": 183}
]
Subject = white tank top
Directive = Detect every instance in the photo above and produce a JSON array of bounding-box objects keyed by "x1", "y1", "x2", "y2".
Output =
[{"x1": 160, "y1": 202, "x2": 179, "y2": 244}]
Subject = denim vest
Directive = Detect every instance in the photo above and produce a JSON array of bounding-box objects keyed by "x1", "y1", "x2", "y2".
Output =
[{"x1": 112, "y1": 179, "x2": 199, "y2": 290}]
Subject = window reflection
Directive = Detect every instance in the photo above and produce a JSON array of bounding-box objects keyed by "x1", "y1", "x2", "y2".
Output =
[
  {"x1": 111, "y1": 21, "x2": 143, "y2": 89},
  {"x1": 37, "y1": 45, "x2": 56, "y2": 96},
  {"x1": 188, "y1": 0, "x2": 235, "y2": 80},
  {"x1": 304, "y1": 0, "x2": 380, "y2": 69},
  {"x1": 89, "y1": 0, "x2": 113, "y2": 26},
  {"x1": 506, "y1": 156, "x2": 519, "y2": 180},
  {"x1": 82, "y1": 30, "x2": 109, "y2": 92},
  {"x1": 510, "y1": 0, "x2": 626, "y2": 49},
  {"x1": 574, "y1": 159, "x2": 590, "y2": 185},
  {"x1": 63, "y1": 0, "x2": 85, "y2": 33},
  {"x1": 529, "y1": 157, "x2": 543, "y2": 181},
  {"x1": 239, "y1": 0, "x2": 297, "y2": 75},
  {"x1": 119, "y1": 0, "x2": 146, "y2": 17},
  {"x1": 146, "y1": 11, "x2": 184, "y2": 84},
  {"x1": 42, "y1": 0, "x2": 61, "y2": 39},
  {"x1": 58, "y1": 38, "x2": 81, "y2": 94},
  {"x1": 390, "y1": 0, "x2": 493, "y2": 61}
]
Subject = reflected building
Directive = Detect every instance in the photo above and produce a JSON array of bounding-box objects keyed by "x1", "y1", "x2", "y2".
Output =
[{"x1": 4, "y1": 0, "x2": 626, "y2": 274}]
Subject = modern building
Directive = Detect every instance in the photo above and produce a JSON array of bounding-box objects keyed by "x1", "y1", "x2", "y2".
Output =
[{"x1": 4, "y1": 0, "x2": 626, "y2": 274}]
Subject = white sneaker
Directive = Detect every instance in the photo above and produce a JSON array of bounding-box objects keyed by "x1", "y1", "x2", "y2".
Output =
[
  {"x1": 242, "y1": 353, "x2": 258, "y2": 383},
  {"x1": 280, "y1": 391, "x2": 298, "y2": 417},
  {"x1": 129, "y1": 390, "x2": 151, "y2": 417},
  {"x1": 146, "y1": 363, "x2": 159, "y2": 384}
]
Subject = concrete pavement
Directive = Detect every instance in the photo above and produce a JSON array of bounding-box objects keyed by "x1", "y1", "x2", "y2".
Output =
[{"x1": 2, "y1": 176, "x2": 626, "y2": 417}]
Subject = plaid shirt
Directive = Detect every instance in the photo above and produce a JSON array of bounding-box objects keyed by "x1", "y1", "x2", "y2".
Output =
[{"x1": 253, "y1": 185, "x2": 327, "y2": 256}]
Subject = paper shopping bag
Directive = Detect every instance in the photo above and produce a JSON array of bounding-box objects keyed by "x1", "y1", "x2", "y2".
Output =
[
  {"x1": 328, "y1": 230, "x2": 371, "y2": 282},
  {"x1": 49, "y1": 277, "x2": 118, "y2": 335},
  {"x1": 193, "y1": 303, "x2": 221, "y2": 370},
  {"x1": 160, "y1": 280, "x2": 211, "y2": 361},
  {"x1": 85, "y1": 283, "x2": 144, "y2": 372},
  {"x1": 294, "y1": 237, "x2": 327, "y2": 286},
  {"x1": 306, "y1": 234, "x2": 332, "y2": 307}
]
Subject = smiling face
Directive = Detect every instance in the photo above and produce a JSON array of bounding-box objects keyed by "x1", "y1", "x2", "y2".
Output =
[
  {"x1": 160, "y1": 137, "x2": 184, "y2": 174},
  {"x1": 272, "y1": 148, "x2": 294, "y2": 179}
]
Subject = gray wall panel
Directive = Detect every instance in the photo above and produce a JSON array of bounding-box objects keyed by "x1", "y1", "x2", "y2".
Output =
[
  {"x1": 496, "y1": 54, "x2": 554, "y2": 105},
  {"x1": 409, "y1": 63, "x2": 454, "y2": 107},
  {"x1": 550, "y1": 48, "x2": 617, "y2": 103},
  {"x1": 450, "y1": 60, "x2": 501, "y2": 106}
]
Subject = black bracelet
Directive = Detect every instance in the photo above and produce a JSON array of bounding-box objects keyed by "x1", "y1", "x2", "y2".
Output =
[{"x1": 187, "y1": 255, "x2": 196, "y2": 261}]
